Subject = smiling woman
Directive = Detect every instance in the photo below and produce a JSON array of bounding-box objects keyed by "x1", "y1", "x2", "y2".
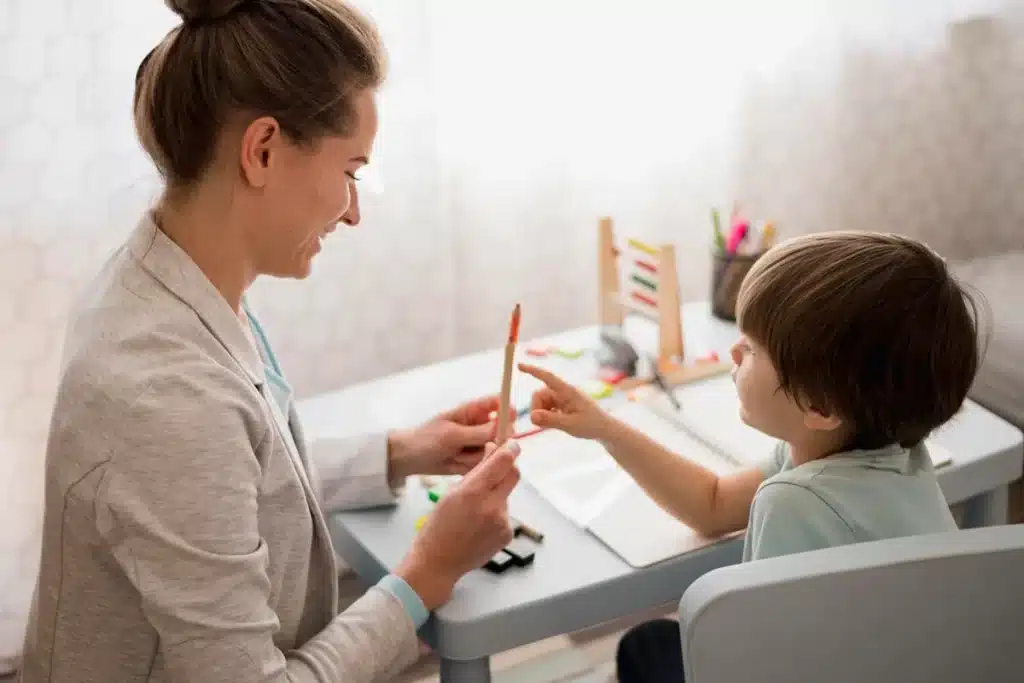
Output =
[
  {"x1": 134, "y1": 0, "x2": 382, "y2": 286},
  {"x1": 15, "y1": 1, "x2": 526, "y2": 682}
]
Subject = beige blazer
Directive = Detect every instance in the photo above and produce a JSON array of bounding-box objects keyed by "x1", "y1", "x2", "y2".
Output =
[{"x1": 18, "y1": 216, "x2": 420, "y2": 682}]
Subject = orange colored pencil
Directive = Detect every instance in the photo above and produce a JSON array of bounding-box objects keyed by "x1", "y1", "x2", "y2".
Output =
[{"x1": 496, "y1": 303, "x2": 521, "y2": 445}]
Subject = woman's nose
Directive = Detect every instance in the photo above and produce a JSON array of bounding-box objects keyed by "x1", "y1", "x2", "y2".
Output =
[{"x1": 339, "y1": 184, "x2": 361, "y2": 226}]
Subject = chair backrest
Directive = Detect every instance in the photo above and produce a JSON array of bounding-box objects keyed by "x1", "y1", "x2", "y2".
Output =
[{"x1": 679, "y1": 525, "x2": 1024, "y2": 683}]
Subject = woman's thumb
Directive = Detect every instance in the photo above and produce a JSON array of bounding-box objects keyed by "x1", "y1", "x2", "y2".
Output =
[{"x1": 452, "y1": 421, "x2": 494, "y2": 447}]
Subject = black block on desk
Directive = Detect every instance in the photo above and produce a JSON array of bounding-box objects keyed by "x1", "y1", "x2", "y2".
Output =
[
  {"x1": 503, "y1": 537, "x2": 536, "y2": 567},
  {"x1": 483, "y1": 550, "x2": 515, "y2": 573}
]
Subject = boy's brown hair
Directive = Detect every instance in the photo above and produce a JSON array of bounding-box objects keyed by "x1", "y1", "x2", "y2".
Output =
[{"x1": 735, "y1": 231, "x2": 984, "y2": 450}]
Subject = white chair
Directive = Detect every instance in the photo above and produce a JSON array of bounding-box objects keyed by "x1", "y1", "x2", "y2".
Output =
[{"x1": 679, "y1": 525, "x2": 1024, "y2": 682}]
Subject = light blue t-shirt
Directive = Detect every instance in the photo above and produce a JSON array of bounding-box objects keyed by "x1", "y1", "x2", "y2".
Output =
[
  {"x1": 742, "y1": 441, "x2": 958, "y2": 562},
  {"x1": 244, "y1": 305, "x2": 429, "y2": 629}
]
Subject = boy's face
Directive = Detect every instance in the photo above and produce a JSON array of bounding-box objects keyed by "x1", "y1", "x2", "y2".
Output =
[{"x1": 730, "y1": 335, "x2": 842, "y2": 443}]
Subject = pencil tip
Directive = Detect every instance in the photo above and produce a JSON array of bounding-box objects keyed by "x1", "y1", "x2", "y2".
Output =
[{"x1": 509, "y1": 303, "x2": 522, "y2": 342}]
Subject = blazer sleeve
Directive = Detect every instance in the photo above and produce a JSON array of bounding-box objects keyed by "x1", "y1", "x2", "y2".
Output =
[
  {"x1": 306, "y1": 432, "x2": 403, "y2": 513},
  {"x1": 95, "y1": 364, "x2": 419, "y2": 683}
]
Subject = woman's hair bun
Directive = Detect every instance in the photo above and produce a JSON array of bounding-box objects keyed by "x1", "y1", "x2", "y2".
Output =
[{"x1": 165, "y1": 0, "x2": 251, "y2": 22}]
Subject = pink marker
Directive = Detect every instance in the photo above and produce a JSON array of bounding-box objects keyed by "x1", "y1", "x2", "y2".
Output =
[{"x1": 726, "y1": 221, "x2": 748, "y2": 254}]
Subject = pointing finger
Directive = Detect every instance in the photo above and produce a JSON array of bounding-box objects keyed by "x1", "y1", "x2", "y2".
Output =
[{"x1": 518, "y1": 363, "x2": 575, "y2": 394}]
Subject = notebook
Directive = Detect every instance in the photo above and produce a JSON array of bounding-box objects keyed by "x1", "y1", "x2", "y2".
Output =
[{"x1": 516, "y1": 398, "x2": 745, "y2": 567}]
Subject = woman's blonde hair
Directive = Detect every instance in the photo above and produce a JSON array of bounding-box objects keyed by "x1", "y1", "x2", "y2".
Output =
[{"x1": 135, "y1": 0, "x2": 386, "y2": 189}]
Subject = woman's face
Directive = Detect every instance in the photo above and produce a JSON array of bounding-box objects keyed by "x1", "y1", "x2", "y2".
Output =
[{"x1": 243, "y1": 89, "x2": 378, "y2": 279}]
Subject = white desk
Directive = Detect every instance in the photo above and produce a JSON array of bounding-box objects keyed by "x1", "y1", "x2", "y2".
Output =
[{"x1": 297, "y1": 301, "x2": 1024, "y2": 683}]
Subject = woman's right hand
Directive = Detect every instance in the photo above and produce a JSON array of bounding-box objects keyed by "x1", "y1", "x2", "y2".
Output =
[{"x1": 394, "y1": 440, "x2": 522, "y2": 610}]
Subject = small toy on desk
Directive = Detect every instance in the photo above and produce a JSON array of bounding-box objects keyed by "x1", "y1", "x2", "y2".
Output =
[
  {"x1": 552, "y1": 346, "x2": 584, "y2": 359},
  {"x1": 525, "y1": 344, "x2": 550, "y2": 357},
  {"x1": 596, "y1": 217, "x2": 733, "y2": 390},
  {"x1": 596, "y1": 326, "x2": 639, "y2": 377},
  {"x1": 483, "y1": 551, "x2": 516, "y2": 573},
  {"x1": 583, "y1": 380, "x2": 614, "y2": 400},
  {"x1": 502, "y1": 537, "x2": 536, "y2": 567},
  {"x1": 483, "y1": 535, "x2": 539, "y2": 573},
  {"x1": 596, "y1": 367, "x2": 627, "y2": 385}
]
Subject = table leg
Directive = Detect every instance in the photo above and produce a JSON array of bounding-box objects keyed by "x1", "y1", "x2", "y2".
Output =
[
  {"x1": 961, "y1": 485, "x2": 1009, "y2": 528},
  {"x1": 439, "y1": 656, "x2": 491, "y2": 683}
]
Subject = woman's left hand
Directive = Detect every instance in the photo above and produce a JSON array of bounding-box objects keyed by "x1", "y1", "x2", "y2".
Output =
[{"x1": 387, "y1": 395, "x2": 516, "y2": 482}]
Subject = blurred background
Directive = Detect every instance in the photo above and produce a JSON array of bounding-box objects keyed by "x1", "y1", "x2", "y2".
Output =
[{"x1": 2, "y1": 0, "x2": 1022, "y2": 673}]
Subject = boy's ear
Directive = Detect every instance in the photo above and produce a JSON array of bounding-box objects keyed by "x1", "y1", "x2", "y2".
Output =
[{"x1": 803, "y1": 407, "x2": 844, "y2": 432}]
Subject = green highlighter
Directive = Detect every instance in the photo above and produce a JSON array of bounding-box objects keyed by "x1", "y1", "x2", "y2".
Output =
[{"x1": 712, "y1": 208, "x2": 726, "y2": 252}]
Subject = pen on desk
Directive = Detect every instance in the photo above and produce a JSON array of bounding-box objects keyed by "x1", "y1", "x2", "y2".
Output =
[
  {"x1": 650, "y1": 354, "x2": 681, "y2": 411},
  {"x1": 495, "y1": 303, "x2": 521, "y2": 446},
  {"x1": 510, "y1": 517, "x2": 545, "y2": 543}
]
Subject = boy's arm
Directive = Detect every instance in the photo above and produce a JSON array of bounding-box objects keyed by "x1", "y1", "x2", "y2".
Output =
[{"x1": 598, "y1": 417, "x2": 769, "y2": 537}]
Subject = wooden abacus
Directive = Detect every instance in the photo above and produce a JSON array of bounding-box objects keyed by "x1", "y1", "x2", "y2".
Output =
[{"x1": 597, "y1": 216, "x2": 731, "y2": 388}]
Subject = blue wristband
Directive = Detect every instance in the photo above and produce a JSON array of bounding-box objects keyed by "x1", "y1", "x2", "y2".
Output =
[{"x1": 376, "y1": 574, "x2": 430, "y2": 629}]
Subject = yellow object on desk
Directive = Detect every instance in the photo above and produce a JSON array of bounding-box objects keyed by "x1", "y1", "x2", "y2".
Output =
[
  {"x1": 415, "y1": 514, "x2": 428, "y2": 531},
  {"x1": 583, "y1": 380, "x2": 614, "y2": 400},
  {"x1": 553, "y1": 346, "x2": 584, "y2": 359}
]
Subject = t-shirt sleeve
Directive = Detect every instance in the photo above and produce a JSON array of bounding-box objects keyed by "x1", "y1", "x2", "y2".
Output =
[
  {"x1": 747, "y1": 481, "x2": 856, "y2": 560},
  {"x1": 755, "y1": 441, "x2": 789, "y2": 479}
]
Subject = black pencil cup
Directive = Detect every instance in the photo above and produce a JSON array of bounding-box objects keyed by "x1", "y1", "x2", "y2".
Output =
[{"x1": 710, "y1": 250, "x2": 763, "y2": 322}]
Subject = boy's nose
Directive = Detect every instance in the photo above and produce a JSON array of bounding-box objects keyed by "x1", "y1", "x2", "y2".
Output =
[{"x1": 729, "y1": 342, "x2": 742, "y2": 366}]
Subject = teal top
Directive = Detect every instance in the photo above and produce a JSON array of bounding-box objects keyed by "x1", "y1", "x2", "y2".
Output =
[
  {"x1": 243, "y1": 303, "x2": 429, "y2": 629},
  {"x1": 742, "y1": 440, "x2": 958, "y2": 562}
]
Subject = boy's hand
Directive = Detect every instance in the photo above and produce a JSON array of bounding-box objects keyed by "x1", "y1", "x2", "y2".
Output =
[{"x1": 518, "y1": 363, "x2": 610, "y2": 440}]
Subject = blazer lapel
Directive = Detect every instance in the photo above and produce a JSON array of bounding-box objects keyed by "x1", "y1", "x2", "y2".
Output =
[
  {"x1": 127, "y1": 214, "x2": 265, "y2": 389},
  {"x1": 254, "y1": 351, "x2": 341, "y2": 615},
  {"x1": 129, "y1": 214, "x2": 340, "y2": 613}
]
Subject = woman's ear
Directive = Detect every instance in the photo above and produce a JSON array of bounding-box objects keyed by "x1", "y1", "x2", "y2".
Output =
[{"x1": 239, "y1": 116, "x2": 281, "y2": 188}]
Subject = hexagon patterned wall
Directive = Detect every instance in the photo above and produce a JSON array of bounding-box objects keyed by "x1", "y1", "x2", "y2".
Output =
[{"x1": 3, "y1": 0, "x2": 1024, "y2": 673}]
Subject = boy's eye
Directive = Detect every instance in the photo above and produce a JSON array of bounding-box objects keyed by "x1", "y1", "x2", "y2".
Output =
[{"x1": 345, "y1": 171, "x2": 361, "y2": 181}]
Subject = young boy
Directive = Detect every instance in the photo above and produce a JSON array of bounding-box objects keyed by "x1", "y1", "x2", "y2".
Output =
[{"x1": 518, "y1": 231, "x2": 982, "y2": 683}]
